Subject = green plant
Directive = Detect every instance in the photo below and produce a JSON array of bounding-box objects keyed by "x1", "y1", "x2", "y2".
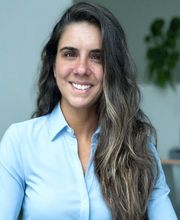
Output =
[{"x1": 144, "y1": 17, "x2": 180, "y2": 88}]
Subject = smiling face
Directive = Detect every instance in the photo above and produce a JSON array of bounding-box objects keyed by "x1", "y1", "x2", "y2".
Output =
[{"x1": 54, "y1": 22, "x2": 103, "y2": 112}]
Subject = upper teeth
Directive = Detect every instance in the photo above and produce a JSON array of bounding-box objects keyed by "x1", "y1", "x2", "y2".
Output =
[{"x1": 72, "y1": 83, "x2": 91, "y2": 90}]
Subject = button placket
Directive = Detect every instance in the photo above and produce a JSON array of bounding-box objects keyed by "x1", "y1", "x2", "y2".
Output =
[{"x1": 69, "y1": 135, "x2": 90, "y2": 220}]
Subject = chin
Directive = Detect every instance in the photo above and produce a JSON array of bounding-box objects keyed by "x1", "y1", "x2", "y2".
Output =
[{"x1": 69, "y1": 99, "x2": 97, "y2": 110}]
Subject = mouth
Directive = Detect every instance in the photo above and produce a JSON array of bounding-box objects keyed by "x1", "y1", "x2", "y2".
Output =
[{"x1": 71, "y1": 82, "x2": 92, "y2": 91}]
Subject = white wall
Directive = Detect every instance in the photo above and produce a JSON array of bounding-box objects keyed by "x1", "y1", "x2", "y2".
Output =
[{"x1": 0, "y1": 0, "x2": 73, "y2": 139}]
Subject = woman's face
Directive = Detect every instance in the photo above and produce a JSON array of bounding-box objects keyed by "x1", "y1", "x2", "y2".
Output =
[{"x1": 54, "y1": 22, "x2": 103, "y2": 111}]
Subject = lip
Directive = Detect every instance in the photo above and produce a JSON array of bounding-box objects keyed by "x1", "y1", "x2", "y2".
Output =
[{"x1": 70, "y1": 81, "x2": 93, "y2": 93}]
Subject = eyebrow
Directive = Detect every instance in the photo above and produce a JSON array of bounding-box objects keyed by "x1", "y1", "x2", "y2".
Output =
[
  {"x1": 90, "y1": 49, "x2": 102, "y2": 53},
  {"x1": 59, "y1": 47, "x2": 102, "y2": 53},
  {"x1": 59, "y1": 47, "x2": 77, "y2": 52}
]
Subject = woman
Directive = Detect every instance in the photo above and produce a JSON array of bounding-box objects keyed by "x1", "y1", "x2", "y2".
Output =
[{"x1": 0, "y1": 2, "x2": 178, "y2": 220}]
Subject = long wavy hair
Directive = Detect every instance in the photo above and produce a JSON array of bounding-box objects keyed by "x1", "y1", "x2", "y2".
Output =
[{"x1": 33, "y1": 2, "x2": 158, "y2": 219}]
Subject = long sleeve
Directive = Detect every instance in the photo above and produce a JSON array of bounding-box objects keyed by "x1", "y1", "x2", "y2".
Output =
[
  {"x1": 147, "y1": 143, "x2": 178, "y2": 220},
  {"x1": 0, "y1": 125, "x2": 25, "y2": 220}
]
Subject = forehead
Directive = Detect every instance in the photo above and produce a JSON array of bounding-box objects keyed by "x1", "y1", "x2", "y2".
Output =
[{"x1": 58, "y1": 22, "x2": 102, "y2": 48}]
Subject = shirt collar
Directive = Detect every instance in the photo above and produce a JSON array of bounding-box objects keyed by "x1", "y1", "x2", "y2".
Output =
[
  {"x1": 47, "y1": 103, "x2": 69, "y2": 141},
  {"x1": 47, "y1": 103, "x2": 101, "y2": 142}
]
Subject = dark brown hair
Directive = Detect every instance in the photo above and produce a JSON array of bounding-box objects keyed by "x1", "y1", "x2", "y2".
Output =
[{"x1": 33, "y1": 2, "x2": 158, "y2": 219}]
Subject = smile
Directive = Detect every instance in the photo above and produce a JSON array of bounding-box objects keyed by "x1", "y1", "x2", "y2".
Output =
[{"x1": 71, "y1": 83, "x2": 92, "y2": 90}]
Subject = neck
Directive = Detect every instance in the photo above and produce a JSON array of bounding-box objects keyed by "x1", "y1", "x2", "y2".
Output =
[{"x1": 61, "y1": 103, "x2": 98, "y2": 139}]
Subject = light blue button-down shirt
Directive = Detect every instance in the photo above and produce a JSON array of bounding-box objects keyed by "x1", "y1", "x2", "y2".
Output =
[{"x1": 0, "y1": 104, "x2": 178, "y2": 220}]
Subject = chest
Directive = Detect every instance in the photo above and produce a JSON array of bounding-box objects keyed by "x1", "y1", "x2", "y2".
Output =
[
  {"x1": 77, "y1": 139, "x2": 91, "y2": 174},
  {"x1": 22, "y1": 136, "x2": 111, "y2": 220}
]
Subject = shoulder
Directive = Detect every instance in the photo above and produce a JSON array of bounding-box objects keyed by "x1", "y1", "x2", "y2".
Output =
[
  {"x1": 0, "y1": 115, "x2": 51, "y2": 178},
  {"x1": 11, "y1": 114, "x2": 49, "y2": 135},
  {"x1": 146, "y1": 139, "x2": 178, "y2": 219},
  {"x1": 147, "y1": 138, "x2": 170, "y2": 200},
  {"x1": 146, "y1": 137, "x2": 169, "y2": 194},
  {"x1": 3, "y1": 114, "x2": 49, "y2": 141},
  {"x1": 0, "y1": 114, "x2": 50, "y2": 157},
  {"x1": 147, "y1": 136, "x2": 159, "y2": 158}
]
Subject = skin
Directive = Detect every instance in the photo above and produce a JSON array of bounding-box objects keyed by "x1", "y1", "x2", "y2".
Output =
[{"x1": 54, "y1": 22, "x2": 103, "y2": 173}]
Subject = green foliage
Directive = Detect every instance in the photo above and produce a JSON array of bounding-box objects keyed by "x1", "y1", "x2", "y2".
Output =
[{"x1": 144, "y1": 17, "x2": 180, "y2": 88}]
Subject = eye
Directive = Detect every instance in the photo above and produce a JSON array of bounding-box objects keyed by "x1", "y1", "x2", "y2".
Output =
[
  {"x1": 62, "y1": 50, "x2": 77, "y2": 58},
  {"x1": 90, "y1": 52, "x2": 102, "y2": 63},
  {"x1": 59, "y1": 48, "x2": 78, "y2": 60}
]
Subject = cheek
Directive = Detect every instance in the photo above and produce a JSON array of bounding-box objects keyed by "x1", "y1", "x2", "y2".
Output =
[
  {"x1": 96, "y1": 68, "x2": 104, "y2": 84},
  {"x1": 55, "y1": 61, "x2": 73, "y2": 78}
]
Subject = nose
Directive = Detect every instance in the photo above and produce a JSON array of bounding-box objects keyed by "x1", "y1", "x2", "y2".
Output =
[{"x1": 75, "y1": 57, "x2": 89, "y2": 75}]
